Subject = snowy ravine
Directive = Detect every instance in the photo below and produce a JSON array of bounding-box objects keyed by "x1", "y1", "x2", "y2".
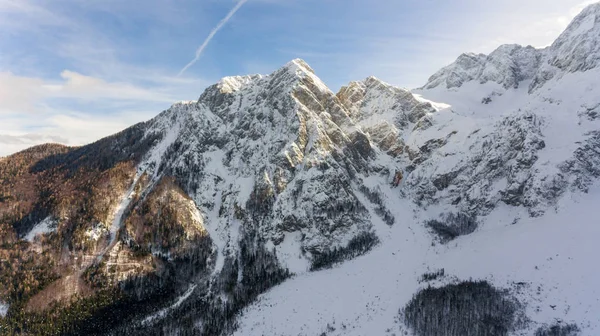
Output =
[
  {"x1": 23, "y1": 216, "x2": 57, "y2": 242},
  {"x1": 0, "y1": 303, "x2": 8, "y2": 318},
  {"x1": 142, "y1": 284, "x2": 198, "y2": 325}
]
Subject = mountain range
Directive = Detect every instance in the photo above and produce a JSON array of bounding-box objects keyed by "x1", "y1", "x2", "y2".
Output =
[{"x1": 1, "y1": 2, "x2": 600, "y2": 335}]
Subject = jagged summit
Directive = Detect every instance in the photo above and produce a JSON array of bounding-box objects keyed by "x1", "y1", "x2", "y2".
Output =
[
  {"x1": 199, "y1": 58, "x2": 320, "y2": 100},
  {"x1": 422, "y1": 52, "x2": 487, "y2": 89},
  {"x1": 337, "y1": 75, "x2": 437, "y2": 139},
  {"x1": 281, "y1": 58, "x2": 316, "y2": 75}
]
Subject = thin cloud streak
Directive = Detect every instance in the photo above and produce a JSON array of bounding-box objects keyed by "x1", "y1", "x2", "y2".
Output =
[{"x1": 178, "y1": 0, "x2": 248, "y2": 76}]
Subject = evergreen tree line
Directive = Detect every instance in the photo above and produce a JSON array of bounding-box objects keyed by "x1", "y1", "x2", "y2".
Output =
[
  {"x1": 0, "y1": 246, "x2": 214, "y2": 335},
  {"x1": 0, "y1": 224, "x2": 215, "y2": 335},
  {"x1": 0, "y1": 288, "x2": 166, "y2": 336},
  {"x1": 310, "y1": 231, "x2": 379, "y2": 271},
  {"x1": 426, "y1": 212, "x2": 478, "y2": 242},
  {"x1": 401, "y1": 280, "x2": 527, "y2": 336},
  {"x1": 534, "y1": 322, "x2": 581, "y2": 336},
  {"x1": 419, "y1": 268, "x2": 445, "y2": 283},
  {"x1": 108, "y1": 166, "x2": 290, "y2": 335}
]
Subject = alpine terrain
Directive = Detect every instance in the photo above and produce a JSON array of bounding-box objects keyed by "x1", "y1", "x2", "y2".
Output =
[{"x1": 1, "y1": 3, "x2": 600, "y2": 335}]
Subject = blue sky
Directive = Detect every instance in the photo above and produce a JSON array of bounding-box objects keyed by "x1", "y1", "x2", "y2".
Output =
[{"x1": 0, "y1": 0, "x2": 595, "y2": 155}]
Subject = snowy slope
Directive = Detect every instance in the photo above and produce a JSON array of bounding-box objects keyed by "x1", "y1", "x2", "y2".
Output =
[
  {"x1": 0, "y1": 302, "x2": 7, "y2": 318},
  {"x1": 23, "y1": 216, "x2": 57, "y2": 242}
]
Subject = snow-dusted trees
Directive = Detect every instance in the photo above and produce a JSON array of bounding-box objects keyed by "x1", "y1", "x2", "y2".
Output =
[
  {"x1": 419, "y1": 268, "x2": 445, "y2": 283},
  {"x1": 426, "y1": 212, "x2": 478, "y2": 242},
  {"x1": 358, "y1": 185, "x2": 395, "y2": 226},
  {"x1": 310, "y1": 231, "x2": 379, "y2": 271},
  {"x1": 535, "y1": 322, "x2": 581, "y2": 336}
]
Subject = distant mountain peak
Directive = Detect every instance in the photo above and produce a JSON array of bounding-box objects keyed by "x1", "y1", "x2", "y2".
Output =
[
  {"x1": 422, "y1": 44, "x2": 543, "y2": 90},
  {"x1": 423, "y1": 2, "x2": 600, "y2": 92}
]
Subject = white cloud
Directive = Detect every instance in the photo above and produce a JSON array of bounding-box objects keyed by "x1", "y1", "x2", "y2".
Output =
[
  {"x1": 468, "y1": 0, "x2": 598, "y2": 53},
  {"x1": 0, "y1": 72, "x2": 45, "y2": 114},
  {"x1": 53, "y1": 70, "x2": 175, "y2": 102},
  {"x1": 559, "y1": 0, "x2": 599, "y2": 27},
  {"x1": 0, "y1": 70, "x2": 178, "y2": 114},
  {"x1": 0, "y1": 0, "x2": 212, "y2": 155},
  {"x1": 0, "y1": 0, "x2": 73, "y2": 32},
  {"x1": 43, "y1": 112, "x2": 146, "y2": 143},
  {"x1": 0, "y1": 1, "x2": 195, "y2": 157},
  {"x1": 0, "y1": 133, "x2": 67, "y2": 145}
]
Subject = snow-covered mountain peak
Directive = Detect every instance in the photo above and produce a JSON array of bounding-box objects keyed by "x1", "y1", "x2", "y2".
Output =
[
  {"x1": 363, "y1": 75, "x2": 391, "y2": 87},
  {"x1": 277, "y1": 58, "x2": 333, "y2": 96},
  {"x1": 337, "y1": 76, "x2": 412, "y2": 104},
  {"x1": 360, "y1": 76, "x2": 414, "y2": 97},
  {"x1": 216, "y1": 75, "x2": 263, "y2": 94},
  {"x1": 335, "y1": 77, "x2": 437, "y2": 162},
  {"x1": 281, "y1": 58, "x2": 316, "y2": 75},
  {"x1": 264, "y1": 58, "x2": 327, "y2": 91},
  {"x1": 199, "y1": 59, "x2": 324, "y2": 104}
]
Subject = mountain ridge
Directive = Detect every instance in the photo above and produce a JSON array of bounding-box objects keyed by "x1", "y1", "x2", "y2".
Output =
[{"x1": 423, "y1": 2, "x2": 600, "y2": 92}]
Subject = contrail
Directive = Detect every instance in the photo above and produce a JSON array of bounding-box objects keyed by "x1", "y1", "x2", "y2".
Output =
[{"x1": 178, "y1": 0, "x2": 248, "y2": 76}]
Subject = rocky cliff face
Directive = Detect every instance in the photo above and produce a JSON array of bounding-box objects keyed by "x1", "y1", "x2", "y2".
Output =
[{"x1": 2, "y1": 3, "x2": 600, "y2": 335}]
